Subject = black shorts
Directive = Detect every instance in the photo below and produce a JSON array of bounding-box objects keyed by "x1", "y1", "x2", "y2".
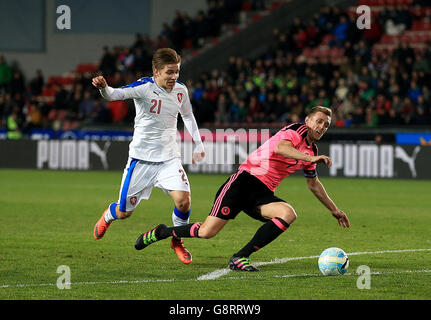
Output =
[{"x1": 208, "y1": 170, "x2": 286, "y2": 222}]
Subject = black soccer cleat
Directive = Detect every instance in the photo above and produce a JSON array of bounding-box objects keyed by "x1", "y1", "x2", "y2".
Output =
[
  {"x1": 135, "y1": 224, "x2": 166, "y2": 250},
  {"x1": 228, "y1": 256, "x2": 259, "y2": 272}
]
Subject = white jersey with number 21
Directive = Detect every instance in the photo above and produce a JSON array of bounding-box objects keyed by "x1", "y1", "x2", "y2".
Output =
[{"x1": 100, "y1": 77, "x2": 200, "y2": 162}]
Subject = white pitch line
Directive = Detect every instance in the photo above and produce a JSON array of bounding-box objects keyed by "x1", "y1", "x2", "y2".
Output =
[
  {"x1": 196, "y1": 248, "x2": 431, "y2": 280},
  {"x1": 221, "y1": 269, "x2": 431, "y2": 281},
  {"x1": 1, "y1": 248, "x2": 430, "y2": 289},
  {"x1": 1, "y1": 269, "x2": 431, "y2": 290}
]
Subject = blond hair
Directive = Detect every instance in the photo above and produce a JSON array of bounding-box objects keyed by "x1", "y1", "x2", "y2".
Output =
[{"x1": 152, "y1": 48, "x2": 181, "y2": 71}]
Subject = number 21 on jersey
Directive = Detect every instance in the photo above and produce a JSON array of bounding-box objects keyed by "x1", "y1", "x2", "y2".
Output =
[{"x1": 150, "y1": 99, "x2": 162, "y2": 114}]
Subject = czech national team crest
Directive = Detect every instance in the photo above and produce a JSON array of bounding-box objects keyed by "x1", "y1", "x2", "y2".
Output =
[
  {"x1": 177, "y1": 93, "x2": 183, "y2": 103},
  {"x1": 130, "y1": 196, "x2": 137, "y2": 206}
]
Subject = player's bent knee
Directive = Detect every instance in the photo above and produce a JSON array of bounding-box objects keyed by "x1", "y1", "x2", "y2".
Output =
[
  {"x1": 175, "y1": 196, "x2": 191, "y2": 213},
  {"x1": 280, "y1": 204, "x2": 297, "y2": 224}
]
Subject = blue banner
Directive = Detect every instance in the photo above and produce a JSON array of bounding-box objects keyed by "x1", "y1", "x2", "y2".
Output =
[
  {"x1": 396, "y1": 133, "x2": 431, "y2": 146},
  {"x1": 29, "y1": 129, "x2": 133, "y2": 141}
]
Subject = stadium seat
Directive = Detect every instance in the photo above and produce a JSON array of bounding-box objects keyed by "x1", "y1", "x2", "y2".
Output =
[
  {"x1": 412, "y1": 21, "x2": 431, "y2": 31},
  {"x1": 108, "y1": 100, "x2": 128, "y2": 123},
  {"x1": 380, "y1": 34, "x2": 394, "y2": 44},
  {"x1": 76, "y1": 64, "x2": 97, "y2": 74},
  {"x1": 302, "y1": 47, "x2": 313, "y2": 58},
  {"x1": 396, "y1": 0, "x2": 412, "y2": 5},
  {"x1": 41, "y1": 87, "x2": 56, "y2": 97},
  {"x1": 252, "y1": 14, "x2": 261, "y2": 22},
  {"x1": 270, "y1": 2, "x2": 281, "y2": 11},
  {"x1": 321, "y1": 34, "x2": 335, "y2": 45},
  {"x1": 241, "y1": 2, "x2": 252, "y2": 12},
  {"x1": 183, "y1": 39, "x2": 193, "y2": 49}
]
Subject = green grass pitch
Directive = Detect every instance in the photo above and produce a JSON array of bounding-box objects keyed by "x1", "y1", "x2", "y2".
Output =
[{"x1": 0, "y1": 169, "x2": 430, "y2": 300}]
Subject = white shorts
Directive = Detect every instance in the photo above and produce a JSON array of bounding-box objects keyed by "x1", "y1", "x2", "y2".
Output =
[{"x1": 117, "y1": 157, "x2": 190, "y2": 212}]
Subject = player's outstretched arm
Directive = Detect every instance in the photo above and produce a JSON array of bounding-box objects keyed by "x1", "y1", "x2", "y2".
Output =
[
  {"x1": 92, "y1": 75, "x2": 143, "y2": 101},
  {"x1": 306, "y1": 176, "x2": 350, "y2": 228}
]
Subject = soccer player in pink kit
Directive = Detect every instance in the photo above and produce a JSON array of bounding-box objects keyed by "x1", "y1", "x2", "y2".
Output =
[{"x1": 135, "y1": 106, "x2": 350, "y2": 271}]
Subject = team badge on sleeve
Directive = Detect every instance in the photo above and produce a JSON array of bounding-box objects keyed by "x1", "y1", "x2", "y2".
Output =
[{"x1": 130, "y1": 196, "x2": 138, "y2": 206}]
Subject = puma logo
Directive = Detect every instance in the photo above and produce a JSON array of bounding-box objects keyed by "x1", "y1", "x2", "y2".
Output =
[
  {"x1": 395, "y1": 146, "x2": 420, "y2": 178},
  {"x1": 90, "y1": 141, "x2": 111, "y2": 169}
]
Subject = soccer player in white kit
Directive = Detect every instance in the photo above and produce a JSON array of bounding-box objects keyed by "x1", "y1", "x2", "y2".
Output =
[{"x1": 92, "y1": 48, "x2": 205, "y2": 264}]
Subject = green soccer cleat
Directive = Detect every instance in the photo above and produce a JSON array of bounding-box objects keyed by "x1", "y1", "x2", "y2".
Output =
[
  {"x1": 228, "y1": 256, "x2": 259, "y2": 272},
  {"x1": 135, "y1": 224, "x2": 166, "y2": 250}
]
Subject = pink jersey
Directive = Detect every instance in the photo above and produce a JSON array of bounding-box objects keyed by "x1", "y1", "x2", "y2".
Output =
[{"x1": 239, "y1": 123, "x2": 318, "y2": 191}]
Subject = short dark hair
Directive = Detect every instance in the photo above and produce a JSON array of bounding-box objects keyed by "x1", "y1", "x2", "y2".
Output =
[{"x1": 308, "y1": 106, "x2": 332, "y2": 118}]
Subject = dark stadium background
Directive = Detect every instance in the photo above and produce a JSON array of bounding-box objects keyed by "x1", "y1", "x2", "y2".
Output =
[{"x1": 1, "y1": 0, "x2": 430, "y2": 177}]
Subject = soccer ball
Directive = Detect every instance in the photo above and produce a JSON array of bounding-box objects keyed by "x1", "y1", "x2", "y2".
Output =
[{"x1": 318, "y1": 247, "x2": 349, "y2": 276}]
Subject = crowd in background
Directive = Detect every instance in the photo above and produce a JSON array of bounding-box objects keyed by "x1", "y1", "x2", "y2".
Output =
[{"x1": 1, "y1": 0, "x2": 430, "y2": 139}]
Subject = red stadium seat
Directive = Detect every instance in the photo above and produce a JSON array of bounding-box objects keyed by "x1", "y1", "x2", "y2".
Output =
[
  {"x1": 183, "y1": 39, "x2": 193, "y2": 49},
  {"x1": 41, "y1": 87, "x2": 56, "y2": 97},
  {"x1": 241, "y1": 1, "x2": 252, "y2": 12},
  {"x1": 57, "y1": 110, "x2": 67, "y2": 121},
  {"x1": 374, "y1": 0, "x2": 386, "y2": 6},
  {"x1": 380, "y1": 34, "x2": 394, "y2": 44},
  {"x1": 108, "y1": 100, "x2": 128, "y2": 123},
  {"x1": 252, "y1": 14, "x2": 261, "y2": 22},
  {"x1": 396, "y1": 0, "x2": 412, "y2": 5},
  {"x1": 413, "y1": 21, "x2": 431, "y2": 31},
  {"x1": 75, "y1": 64, "x2": 97, "y2": 74},
  {"x1": 358, "y1": 0, "x2": 372, "y2": 6},
  {"x1": 321, "y1": 34, "x2": 335, "y2": 44},
  {"x1": 271, "y1": 2, "x2": 281, "y2": 10},
  {"x1": 302, "y1": 47, "x2": 312, "y2": 58}
]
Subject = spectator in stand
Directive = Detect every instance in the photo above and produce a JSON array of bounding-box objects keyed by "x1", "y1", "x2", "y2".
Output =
[
  {"x1": 90, "y1": 99, "x2": 111, "y2": 124},
  {"x1": 410, "y1": 105, "x2": 428, "y2": 125},
  {"x1": 10, "y1": 70, "x2": 26, "y2": 96},
  {"x1": 332, "y1": 15, "x2": 350, "y2": 47},
  {"x1": 7, "y1": 105, "x2": 23, "y2": 139},
  {"x1": 375, "y1": 93, "x2": 392, "y2": 122},
  {"x1": 24, "y1": 98, "x2": 43, "y2": 131},
  {"x1": 0, "y1": 56, "x2": 12, "y2": 92},
  {"x1": 408, "y1": 81, "x2": 422, "y2": 103},
  {"x1": 401, "y1": 97, "x2": 415, "y2": 123},
  {"x1": 99, "y1": 46, "x2": 117, "y2": 76},
  {"x1": 29, "y1": 70, "x2": 44, "y2": 96},
  {"x1": 214, "y1": 93, "x2": 228, "y2": 124},
  {"x1": 192, "y1": 81, "x2": 205, "y2": 103},
  {"x1": 78, "y1": 90, "x2": 95, "y2": 122},
  {"x1": 335, "y1": 78, "x2": 348, "y2": 101}
]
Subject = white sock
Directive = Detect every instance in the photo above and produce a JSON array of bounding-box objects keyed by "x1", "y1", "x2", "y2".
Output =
[
  {"x1": 104, "y1": 202, "x2": 117, "y2": 223},
  {"x1": 172, "y1": 211, "x2": 189, "y2": 227}
]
